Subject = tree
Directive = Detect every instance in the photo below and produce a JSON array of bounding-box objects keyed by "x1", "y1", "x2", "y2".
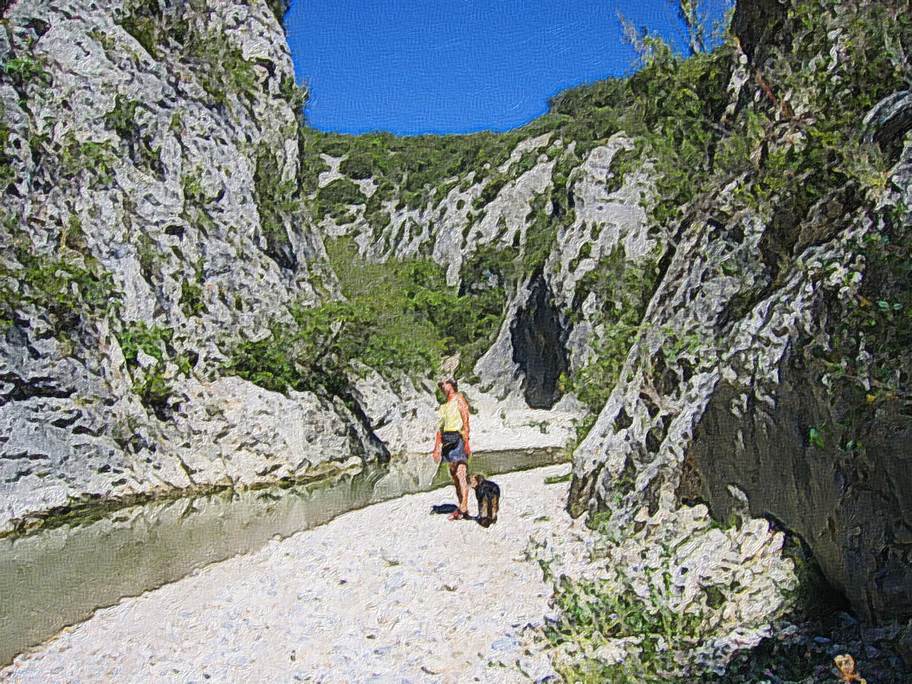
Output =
[
  {"x1": 671, "y1": 0, "x2": 706, "y2": 55},
  {"x1": 617, "y1": 12, "x2": 674, "y2": 67},
  {"x1": 619, "y1": 0, "x2": 713, "y2": 62}
]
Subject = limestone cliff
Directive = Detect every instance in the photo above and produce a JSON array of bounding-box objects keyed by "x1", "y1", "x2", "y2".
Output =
[
  {"x1": 567, "y1": 0, "x2": 912, "y2": 624},
  {"x1": 0, "y1": 0, "x2": 385, "y2": 533},
  {"x1": 305, "y1": 130, "x2": 658, "y2": 409}
]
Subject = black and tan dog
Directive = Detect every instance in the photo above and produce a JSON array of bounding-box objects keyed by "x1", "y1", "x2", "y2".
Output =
[{"x1": 469, "y1": 474, "x2": 500, "y2": 527}]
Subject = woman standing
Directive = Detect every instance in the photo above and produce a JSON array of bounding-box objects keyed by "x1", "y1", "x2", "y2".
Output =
[{"x1": 432, "y1": 378, "x2": 472, "y2": 520}]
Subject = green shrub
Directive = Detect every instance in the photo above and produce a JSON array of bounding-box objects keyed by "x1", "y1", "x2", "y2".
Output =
[
  {"x1": 182, "y1": 169, "x2": 206, "y2": 206},
  {"x1": 0, "y1": 112, "x2": 14, "y2": 193},
  {"x1": 226, "y1": 236, "x2": 510, "y2": 395},
  {"x1": 1, "y1": 55, "x2": 50, "y2": 89},
  {"x1": 120, "y1": 1, "x2": 258, "y2": 106},
  {"x1": 135, "y1": 232, "x2": 158, "y2": 281},
  {"x1": 825, "y1": 202, "x2": 912, "y2": 405},
  {"x1": 280, "y1": 75, "x2": 308, "y2": 111},
  {"x1": 104, "y1": 95, "x2": 163, "y2": 175},
  {"x1": 226, "y1": 297, "x2": 441, "y2": 396},
  {"x1": 328, "y1": 237, "x2": 503, "y2": 373},
  {"x1": 266, "y1": 0, "x2": 290, "y2": 28},
  {"x1": 253, "y1": 147, "x2": 300, "y2": 268},
  {"x1": 104, "y1": 95, "x2": 140, "y2": 141},
  {"x1": 315, "y1": 177, "x2": 366, "y2": 218},
  {"x1": 180, "y1": 279, "x2": 205, "y2": 317},
  {"x1": 472, "y1": 175, "x2": 508, "y2": 211},
  {"x1": 120, "y1": 0, "x2": 173, "y2": 58},
  {"x1": 186, "y1": 32, "x2": 258, "y2": 106},
  {"x1": 132, "y1": 372, "x2": 174, "y2": 414},
  {"x1": 227, "y1": 239, "x2": 440, "y2": 395},
  {"x1": 543, "y1": 564, "x2": 709, "y2": 683},
  {"x1": 0, "y1": 233, "x2": 118, "y2": 337},
  {"x1": 118, "y1": 321, "x2": 173, "y2": 366},
  {"x1": 58, "y1": 136, "x2": 117, "y2": 188},
  {"x1": 460, "y1": 243, "x2": 517, "y2": 293},
  {"x1": 339, "y1": 151, "x2": 374, "y2": 180},
  {"x1": 121, "y1": 3, "x2": 156, "y2": 54},
  {"x1": 117, "y1": 321, "x2": 193, "y2": 415},
  {"x1": 522, "y1": 191, "x2": 560, "y2": 275},
  {"x1": 561, "y1": 247, "x2": 659, "y2": 420}
]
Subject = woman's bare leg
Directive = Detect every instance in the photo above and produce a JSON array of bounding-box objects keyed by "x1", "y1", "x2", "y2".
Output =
[
  {"x1": 455, "y1": 463, "x2": 469, "y2": 514},
  {"x1": 449, "y1": 464, "x2": 464, "y2": 516}
]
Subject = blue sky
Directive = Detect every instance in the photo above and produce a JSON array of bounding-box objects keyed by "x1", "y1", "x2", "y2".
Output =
[{"x1": 285, "y1": 0, "x2": 732, "y2": 135}]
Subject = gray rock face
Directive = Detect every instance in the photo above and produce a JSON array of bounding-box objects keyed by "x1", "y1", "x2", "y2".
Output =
[
  {"x1": 324, "y1": 133, "x2": 656, "y2": 406},
  {"x1": 686, "y1": 366, "x2": 912, "y2": 622},
  {"x1": 569, "y1": 98, "x2": 912, "y2": 622},
  {"x1": 683, "y1": 140, "x2": 912, "y2": 623},
  {"x1": 540, "y1": 136, "x2": 655, "y2": 376},
  {"x1": 170, "y1": 377, "x2": 384, "y2": 487},
  {"x1": 863, "y1": 90, "x2": 912, "y2": 155},
  {"x1": 0, "y1": 0, "x2": 376, "y2": 533}
]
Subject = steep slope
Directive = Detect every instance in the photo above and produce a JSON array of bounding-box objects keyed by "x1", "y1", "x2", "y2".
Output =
[
  {"x1": 0, "y1": 0, "x2": 385, "y2": 533},
  {"x1": 567, "y1": 0, "x2": 912, "y2": 625},
  {"x1": 297, "y1": 87, "x2": 693, "y2": 414}
]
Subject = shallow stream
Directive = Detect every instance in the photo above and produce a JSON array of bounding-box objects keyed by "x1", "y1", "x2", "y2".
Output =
[{"x1": 0, "y1": 448, "x2": 565, "y2": 666}]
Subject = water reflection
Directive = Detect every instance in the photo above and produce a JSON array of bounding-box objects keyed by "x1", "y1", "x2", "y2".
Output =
[{"x1": 0, "y1": 448, "x2": 564, "y2": 666}]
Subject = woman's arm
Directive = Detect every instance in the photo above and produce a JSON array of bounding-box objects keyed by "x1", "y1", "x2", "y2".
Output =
[
  {"x1": 457, "y1": 395, "x2": 471, "y2": 456},
  {"x1": 433, "y1": 429, "x2": 443, "y2": 463}
]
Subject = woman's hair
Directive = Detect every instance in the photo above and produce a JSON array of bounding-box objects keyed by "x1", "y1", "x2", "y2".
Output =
[{"x1": 438, "y1": 378, "x2": 458, "y2": 392}]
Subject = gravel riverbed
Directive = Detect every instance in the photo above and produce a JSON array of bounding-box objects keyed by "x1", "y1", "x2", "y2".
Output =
[{"x1": 2, "y1": 463, "x2": 577, "y2": 683}]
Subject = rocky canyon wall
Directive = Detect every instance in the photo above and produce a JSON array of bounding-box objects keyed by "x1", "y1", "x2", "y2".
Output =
[
  {"x1": 0, "y1": 0, "x2": 385, "y2": 533},
  {"x1": 568, "y1": 0, "x2": 912, "y2": 623}
]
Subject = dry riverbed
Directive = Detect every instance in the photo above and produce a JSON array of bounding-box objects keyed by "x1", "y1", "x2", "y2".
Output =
[{"x1": 3, "y1": 463, "x2": 580, "y2": 683}]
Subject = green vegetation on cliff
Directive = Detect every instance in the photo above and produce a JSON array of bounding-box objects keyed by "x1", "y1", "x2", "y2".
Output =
[
  {"x1": 560, "y1": 246, "x2": 660, "y2": 423},
  {"x1": 298, "y1": 117, "x2": 562, "y2": 214},
  {"x1": 544, "y1": 0, "x2": 912, "y2": 680},
  {"x1": 297, "y1": 33, "x2": 732, "y2": 233},
  {"x1": 555, "y1": 0, "x2": 911, "y2": 435},
  {"x1": 225, "y1": 237, "x2": 506, "y2": 395},
  {"x1": 117, "y1": 322, "x2": 194, "y2": 418},
  {"x1": 0, "y1": 222, "x2": 118, "y2": 338},
  {"x1": 120, "y1": 0, "x2": 263, "y2": 108}
]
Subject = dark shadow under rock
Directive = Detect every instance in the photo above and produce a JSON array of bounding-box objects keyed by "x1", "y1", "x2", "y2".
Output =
[{"x1": 510, "y1": 272, "x2": 569, "y2": 410}]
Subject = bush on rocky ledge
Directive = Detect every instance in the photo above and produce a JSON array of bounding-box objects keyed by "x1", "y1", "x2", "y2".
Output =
[{"x1": 225, "y1": 237, "x2": 507, "y2": 395}]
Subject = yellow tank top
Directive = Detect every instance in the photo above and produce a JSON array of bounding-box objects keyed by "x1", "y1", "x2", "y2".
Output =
[{"x1": 438, "y1": 397, "x2": 463, "y2": 432}]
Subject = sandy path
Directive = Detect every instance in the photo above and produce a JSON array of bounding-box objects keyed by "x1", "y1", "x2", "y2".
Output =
[{"x1": 3, "y1": 464, "x2": 573, "y2": 683}]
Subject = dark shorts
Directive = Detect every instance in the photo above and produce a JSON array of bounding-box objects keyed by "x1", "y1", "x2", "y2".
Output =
[{"x1": 441, "y1": 431, "x2": 468, "y2": 464}]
